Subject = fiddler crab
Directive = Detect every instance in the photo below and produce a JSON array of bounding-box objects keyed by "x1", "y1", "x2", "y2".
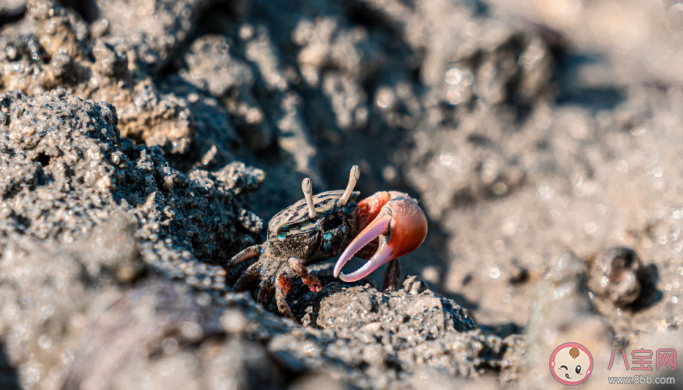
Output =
[{"x1": 226, "y1": 166, "x2": 428, "y2": 319}]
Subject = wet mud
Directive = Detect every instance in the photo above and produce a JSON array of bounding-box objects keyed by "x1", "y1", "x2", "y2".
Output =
[{"x1": 2, "y1": 0, "x2": 683, "y2": 389}]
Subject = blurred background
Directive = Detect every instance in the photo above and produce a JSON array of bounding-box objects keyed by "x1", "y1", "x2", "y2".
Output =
[{"x1": 3, "y1": 0, "x2": 683, "y2": 389}]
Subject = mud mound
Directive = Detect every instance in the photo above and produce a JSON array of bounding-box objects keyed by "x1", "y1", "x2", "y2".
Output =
[{"x1": 0, "y1": 89, "x2": 263, "y2": 284}]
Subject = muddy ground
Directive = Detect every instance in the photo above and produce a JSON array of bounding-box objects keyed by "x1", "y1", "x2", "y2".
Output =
[{"x1": 1, "y1": 0, "x2": 683, "y2": 389}]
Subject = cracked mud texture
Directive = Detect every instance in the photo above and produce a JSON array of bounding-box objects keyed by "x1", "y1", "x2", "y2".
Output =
[{"x1": 3, "y1": 0, "x2": 683, "y2": 389}]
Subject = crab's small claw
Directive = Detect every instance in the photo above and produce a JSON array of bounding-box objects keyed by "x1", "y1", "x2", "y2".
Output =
[{"x1": 333, "y1": 192, "x2": 427, "y2": 282}]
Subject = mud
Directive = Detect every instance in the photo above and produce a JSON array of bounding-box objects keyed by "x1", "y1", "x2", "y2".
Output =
[
  {"x1": 2, "y1": 0, "x2": 683, "y2": 389},
  {"x1": 60, "y1": 275, "x2": 517, "y2": 390}
]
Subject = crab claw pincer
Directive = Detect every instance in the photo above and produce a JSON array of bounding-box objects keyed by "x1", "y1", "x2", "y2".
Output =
[{"x1": 333, "y1": 191, "x2": 428, "y2": 282}]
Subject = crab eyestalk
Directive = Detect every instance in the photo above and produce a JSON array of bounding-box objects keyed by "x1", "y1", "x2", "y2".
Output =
[
  {"x1": 301, "y1": 178, "x2": 317, "y2": 219},
  {"x1": 337, "y1": 165, "x2": 360, "y2": 207},
  {"x1": 333, "y1": 191, "x2": 428, "y2": 284}
]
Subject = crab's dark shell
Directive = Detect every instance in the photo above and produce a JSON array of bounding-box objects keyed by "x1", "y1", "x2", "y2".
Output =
[{"x1": 267, "y1": 190, "x2": 360, "y2": 262}]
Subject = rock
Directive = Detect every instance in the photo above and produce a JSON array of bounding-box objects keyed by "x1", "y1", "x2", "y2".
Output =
[{"x1": 588, "y1": 247, "x2": 645, "y2": 307}]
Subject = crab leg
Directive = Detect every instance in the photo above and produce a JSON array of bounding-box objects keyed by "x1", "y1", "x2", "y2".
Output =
[
  {"x1": 274, "y1": 271, "x2": 296, "y2": 319},
  {"x1": 333, "y1": 191, "x2": 427, "y2": 284},
  {"x1": 383, "y1": 259, "x2": 401, "y2": 291},
  {"x1": 227, "y1": 245, "x2": 262, "y2": 267},
  {"x1": 288, "y1": 257, "x2": 322, "y2": 292},
  {"x1": 257, "y1": 279, "x2": 274, "y2": 305},
  {"x1": 233, "y1": 261, "x2": 262, "y2": 291}
]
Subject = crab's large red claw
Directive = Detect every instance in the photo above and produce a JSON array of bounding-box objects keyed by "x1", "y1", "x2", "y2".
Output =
[{"x1": 333, "y1": 192, "x2": 427, "y2": 282}]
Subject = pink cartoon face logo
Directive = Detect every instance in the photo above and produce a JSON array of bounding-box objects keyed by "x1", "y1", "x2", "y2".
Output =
[{"x1": 550, "y1": 343, "x2": 593, "y2": 385}]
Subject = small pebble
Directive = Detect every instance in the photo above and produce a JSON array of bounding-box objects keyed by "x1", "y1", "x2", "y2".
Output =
[{"x1": 587, "y1": 247, "x2": 644, "y2": 306}]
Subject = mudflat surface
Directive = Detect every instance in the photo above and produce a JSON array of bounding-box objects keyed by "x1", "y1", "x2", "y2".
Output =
[{"x1": 1, "y1": 0, "x2": 683, "y2": 389}]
